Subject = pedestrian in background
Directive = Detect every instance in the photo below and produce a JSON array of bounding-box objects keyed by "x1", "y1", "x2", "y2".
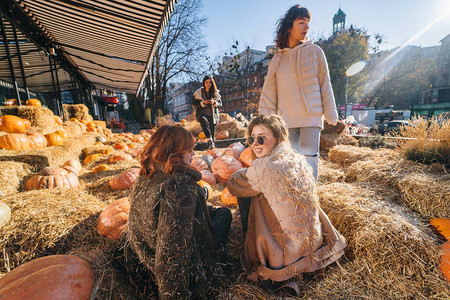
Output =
[{"x1": 194, "y1": 75, "x2": 222, "y2": 149}]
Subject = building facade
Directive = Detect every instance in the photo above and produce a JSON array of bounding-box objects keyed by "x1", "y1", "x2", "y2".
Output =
[{"x1": 169, "y1": 81, "x2": 200, "y2": 121}]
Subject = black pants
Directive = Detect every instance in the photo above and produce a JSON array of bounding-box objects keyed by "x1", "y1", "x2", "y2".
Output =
[
  {"x1": 208, "y1": 206, "x2": 232, "y2": 248},
  {"x1": 237, "y1": 197, "x2": 252, "y2": 234},
  {"x1": 199, "y1": 115, "x2": 215, "y2": 139}
]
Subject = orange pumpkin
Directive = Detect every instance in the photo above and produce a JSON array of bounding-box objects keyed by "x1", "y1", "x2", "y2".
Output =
[
  {"x1": 198, "y1": 132, "x2": 206, "y2": 139},
  {"x1": 191, "y1": 156, "x2": 209, "y2": 171},
  {"x1": 22, "y1": 118, "x2": 31, "y2": 130},
  {"x1": 197, "y1": 180, "x2": 212, "y2": 195},
  {"x1": 109, "y1": 153, "x2": 133, "y2": 163},
  {"x1": 79, "y1": 119, "x2": 88, "y2": 125},
  {"x1": 109, "y1": 168, "x2": 140, "y2": 190},
  {"x1": 227, "y1": 142, "x2": 245, "y2": 158},
  {"x1": 62, "y1": 159, "x2": 82, "y2": 173},
  {"x1": 55, "y1": 130, "x2": 68, "y2": 139},
  {"x1": 180, "y1": 119, "x2": 187, "y2": 124},
  {"x1": 200, "y1": 169, "x2": 216, "y2": 185},
  {"x1": 84, "y1": 153, "x2": 103, "y2": 164},
  {"x1": 45, "y1": 132, "x2": 64, "y2": 146},
  {"x1": 114, "y1": 142, "x2": 128, "y2": 150},
  {"x1": 54, "y1": 115, "x2": 63, "y2": 125},
  {"x1": 25, "y1": 98, "x2": 41, "y2": 106},
  {"x1": 25, "y1": 166, "x2": 79, "y2": 190},
  {"x1": 27, "y1": 132, "x2": 47, "y2": 149},
  {"x1": 0, "y1": 255, "x2": 94, "y2": 299},
  {"x1": 211, "y1": 155, "x2": 243, "y2": 183},
  {"x1": 97, "y1": 197, "x2": 130, "y2": 240},
  {"x1": 3, "y1": 99, "x2": 16, "y2": 106},
  {"x1": 239, "y1": 147, "x2": 254, "y2": 167},
  {"x1": 127, "y1": 143, "x2": 137, "y2": 149},
  {"x1": 93, "y1": 164, "x2": 109, "y2": 173},
  {"x1": 205, "y1": 148, "x2": 224, "y2": 159},
  {"x1": 221, "y1": 187, "x2": 238, "y2": 205},
  {"x1": 69, "y1": 118, "x2": 79, "y2": 122},
  {"x1": 0, "y1": 115, "x2": 26, "y2": 133},
  {"x1": 103, "y1": 149, "x2": 114, "y2": 156},
  {"x1": 130, "y1": 135, "x2": 145, "y2": 143},
  {"x1": 0, "y1": 133, "x2": 31, "y2": 150},
  {"x1": 441, "y1": 241, "x2": 450, "y2": 282},
  {"x1": 430, "y1": 218, "x2": 450, "y2": 240},
  {"x1": 86, "y1": 122, "x2": 96, "y2": 129},
  {"x1": 215, "y1": 130, "x2": 229, "y2": 140}
]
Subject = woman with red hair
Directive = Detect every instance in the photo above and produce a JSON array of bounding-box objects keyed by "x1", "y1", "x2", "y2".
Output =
[{"x1": 117, "y1": 125, "x2": 231, "y2": 299}]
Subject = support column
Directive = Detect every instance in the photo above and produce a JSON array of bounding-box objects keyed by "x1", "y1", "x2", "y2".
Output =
[
  {"x1": 12, "y1": 22, "x2": 30, "y2": 100},
  {"x1": 53, "y1": 55, "x2": 66, "y2": 121},
  {"x1": 48, "y1": 55, "x2": 61, "y2": 116},
  {"x1": 0, "y1": 16, "x2": 21, "y2": 105}
]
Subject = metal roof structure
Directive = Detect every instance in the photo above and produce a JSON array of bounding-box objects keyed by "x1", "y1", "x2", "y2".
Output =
[{"x1": 0, "y1": 0, "x2": 176, "y2": 94}]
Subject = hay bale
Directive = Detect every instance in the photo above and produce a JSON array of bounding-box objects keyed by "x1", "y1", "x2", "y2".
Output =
[
  {"x1": 0, "y1": 161, "x2": 32, "y2": 196},
  {"x1": 63, "y1": 104, "x2": 93, "y2": 122},
  {"x1": 93, "y1": 121, "x2": 106, "y2": 129},
  {"x1": 216, "y1": 121, "x2": 237, "y2": 133},
  {"x1": 181, "y1": 120, "x2": 203, "y2": 137},
  {"x1": 0, "y1": 188, "x2": 106, "y2": 272},
  {"x1": 219, "y1": 113, "x2": 233, "y2": 123},
  {"x1": 320, "y1": 133, "x2": 358, "y2": 155},
  {"x1": 328, "y1": 145, "x2": 397, "y2": 167},
  {"x1": 228, "y1": 126, "x2": 246, "y2": 139},
  {"x1": 346, "y1": 152, "x2": 450, "y2": 218},
  {"x1": 0, "y1": 135, "x2": 96, "y2": 171},
  {"x1": 62, "y1": 121, "x2": 87, "y2": 136},
  {"x1": 312, "y1": 182, "x2": 449, "y2": 299},
  {"x1": 0, "y1": 106, "x2": 57, "y2": 128},
  {"x1": 318, "y1": 159, "x2": 346, "y2": 185}
]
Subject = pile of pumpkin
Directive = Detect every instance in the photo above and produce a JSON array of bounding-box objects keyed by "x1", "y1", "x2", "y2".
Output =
[{"x1": 0, "y1": 99, "x2": 74, "y2": 150}]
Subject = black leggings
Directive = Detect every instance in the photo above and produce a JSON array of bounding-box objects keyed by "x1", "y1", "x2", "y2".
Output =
[
  {"x1": 199, "y1": 115, "x2": 215, "y2": 139},
  {"x1": 237, "y1": 197, "x2": 252, "y2": 234},
  {"x1": 208, "y1": 206, "x2": 232, "y2": 248}
]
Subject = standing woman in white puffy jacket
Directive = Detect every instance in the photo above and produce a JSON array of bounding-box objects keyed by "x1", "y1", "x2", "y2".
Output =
[{"x1": 258, "y1": 4, "x2": 339, "y2": 182}]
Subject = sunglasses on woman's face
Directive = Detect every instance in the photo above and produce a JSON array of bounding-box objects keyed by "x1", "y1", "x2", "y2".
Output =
[{"x1": 247, "y1": 136, "x2": 266, "y2": 145}]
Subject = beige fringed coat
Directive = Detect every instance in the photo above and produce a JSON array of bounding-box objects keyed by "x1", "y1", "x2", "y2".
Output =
[{"x1": 228, "y1": 142, "x2": 346, "y2": 282}]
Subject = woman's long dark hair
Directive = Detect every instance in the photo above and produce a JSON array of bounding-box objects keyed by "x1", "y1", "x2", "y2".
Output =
[
  {"x1": 202, "y1": 75, "x2": 217, "y2": 100},
  {"x1": 139, "y1": 125, "x2": 195, "y2": 178},
  {"x1": 275, "y1": 5, "x2": 311, "y2": 49}
]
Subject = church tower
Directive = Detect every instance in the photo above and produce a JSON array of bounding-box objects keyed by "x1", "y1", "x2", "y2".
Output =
[{"x1": 333, "y1": 8, "x2": 346, "y2": 35}]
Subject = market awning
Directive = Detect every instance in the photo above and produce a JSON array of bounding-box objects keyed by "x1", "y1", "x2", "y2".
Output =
[{"x1": 0, "y1": 0, "x2": 176, "y2": 94}]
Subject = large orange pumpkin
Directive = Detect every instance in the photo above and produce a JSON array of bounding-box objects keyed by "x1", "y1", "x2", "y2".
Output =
[
  {"x1": 221, "y1": 187, "x2": 238, "y2": 205},
  {"x1": 0, "y1": 115, "x2": 26, "y2": 133},
  {"x1": 27, "y1": 132, "x2": 47, "y2": 149},
  {"x1": 205, "y1": 148, "x2": 224, "y2": 159},
  {"x1": 97, "y1": 197, "x2": 130, "y2": 240},
  {"x1": 215, "y1": 130, "x2": 229, "y2": 140},
  {"x1": 0, "y1": 255, "x2": 94, "y2": 299},
  {"x1": 200, "y1": 169, "x2": 216, "y2": 185},
  {"x1": 430, "y1": 218, "x2": 450, "y2": 240},
  {"x1": 3, "y1": 99, "x2": 16, "y2": 106},
  {"x1": 25, "y1": 98, "x2": 41, "y2": 106},
  {"x1": 25, "y1": 166, "x2": 79, "y2": 190},
  {"x1": 109, "y1": 153, "x2": 133, "y2": 163},
  {"x1": 54, "y1": 130, "x2": 68, "y2": 139},
  {"x1": 62, "y1": 159, "x2": 82, "y2": 176},
  {"x1": 22, "y1": 118, "x2": 31, "y2": 130},
  {"x1": 93, "y1": 164, "x2": 109, "y2": 173},
  {"x1": 0, "y1": 133, "x2": 31, "y2": 150},
  {"x1": 227, "y1": 142, "x2": 245, "y2": 158},
  {"x1": 84, "y1": 153, "x2": 103, "y2": 164},
  {"x1": 191, "y1": 156, "x2": 209, "y2": 171},
  {"x1": 441, "y1": 241, "x2": 450, "y2": 282},
  {"x1": 103, "y1": 149, "x2": 114, "y2": 156},
  {"x1": 45, "y1": 133, "x2": 64, "y2": 146},
  {"x1": 211, "y1": 155, "x2": 243, "y2": 183},
  {"x1": 109, "y1": 168, "x2": 140, "y2": 190},
  {"x1": 239, "y1": 147, "x2": 254, "y2": 167}
]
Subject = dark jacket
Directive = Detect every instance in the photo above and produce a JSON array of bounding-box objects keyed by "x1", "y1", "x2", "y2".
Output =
[
  {"x1": 126, "y1": 166, "x2": 224, "y2": 299},
  {"x1": 193, "y1": 87, "x2": 222, "y2": 124}
]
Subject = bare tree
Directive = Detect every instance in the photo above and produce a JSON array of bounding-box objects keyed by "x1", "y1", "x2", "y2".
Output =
[{"x1": 146, "y1": 0, "x2": 207, "y2": 124}]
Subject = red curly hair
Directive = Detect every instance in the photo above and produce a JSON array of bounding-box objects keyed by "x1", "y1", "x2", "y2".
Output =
[{"x1": 139, "y1": 125, "x2": 195, "y2": 178}]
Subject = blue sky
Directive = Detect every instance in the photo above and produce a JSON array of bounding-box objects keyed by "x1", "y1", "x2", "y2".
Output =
[{"x1": 200, "y1": 0, "x2": 450, "y2": 58}]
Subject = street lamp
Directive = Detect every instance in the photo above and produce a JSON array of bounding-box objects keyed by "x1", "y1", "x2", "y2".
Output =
[{"x1": 344, "y1": 61, "x2": 366, "y2": 117}]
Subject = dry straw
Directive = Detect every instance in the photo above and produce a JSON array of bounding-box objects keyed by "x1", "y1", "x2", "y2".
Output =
[
  {"x1": 0, "y1": 161, "x2": 31, "y2": 196},
  {"x1": 63, "y1": 104, "x2": 94, "y2": 122},
  {"x1": 318, "y1": 159, "x2": 346, "y2": 185}
]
